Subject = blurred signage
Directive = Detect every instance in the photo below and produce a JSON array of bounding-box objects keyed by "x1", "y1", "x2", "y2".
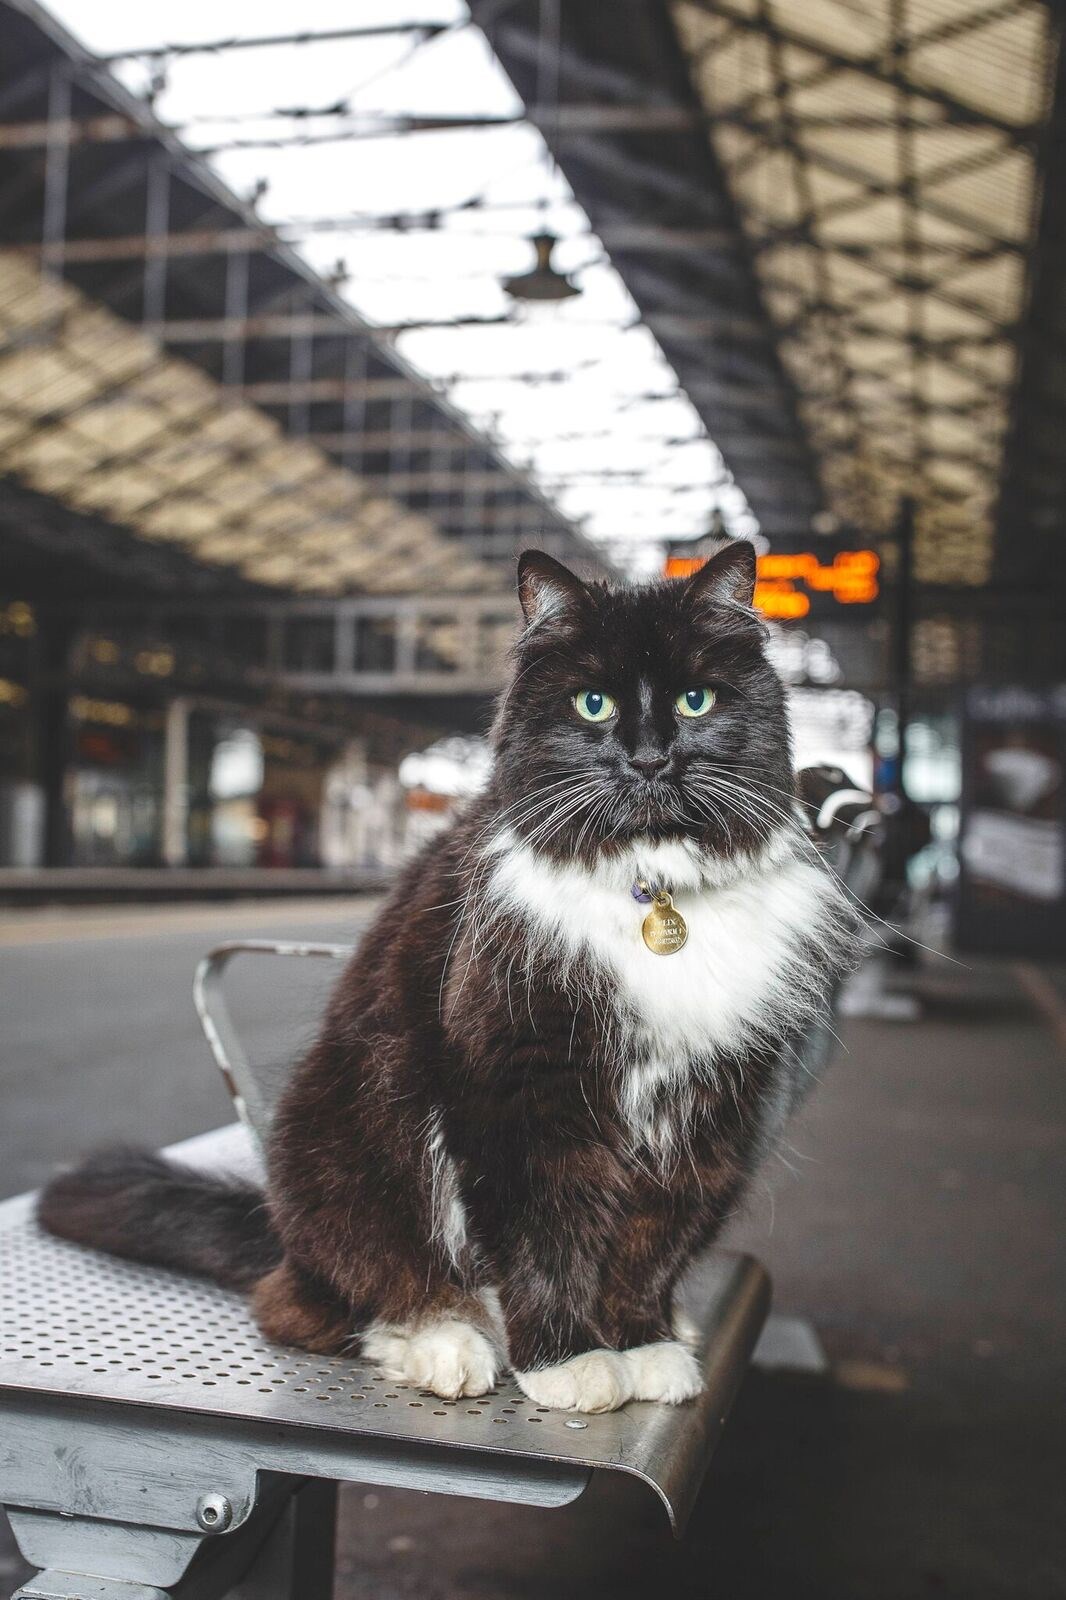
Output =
[
  {"x1": 956, "y1": 685, "x2": 1066, "y2": 956},
  {"x1": 665, "y1": 543, "x2": 880, "y2": 620}
]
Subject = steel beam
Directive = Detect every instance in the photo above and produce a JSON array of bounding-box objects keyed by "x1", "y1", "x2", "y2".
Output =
[
  {"x1": 22, "y1": 223, "x2": 739, "y2": 265},
  {"x1": 97, "y1": 20, "x2": 450, "y2": 60},
  {"x1": 431, "y1": 502, "x2": 575, "y2": 527},
  {"x1": 27, "y1": 226, "x2": 289, "y2": 263},
  {"x1": 646, "y1": 311, "x2": 768, "y2": 340},
  {"x1": 0, "y1": 104, "x2": 706, "y2": 155},
  {"x1": 0, "y1": 113, "x2": 139, "y2": 150},
  {"x1": 194, "y1": 104, "x2": 705, "y2": 147},
  {"x1": 65, "y1": 593, "x2": 524, "y2": 695},
  {"x1": 67, "y1": 595, "x2": 519, "y2": 623},
  {"x1": 682, "y1": 380, "x2": 787, "y2": 409},
  {"x1": 223, "y1": 372, "x2": 645, "y2": 405},
  {"x1": 994, "y1": 2, "x2": 1066, "y2": 586},
  {"x1": 228, "y1": 377, "x2": 423, "y2": 404},
  {"x1": 599, "y1": 224, "x2": 735, "y2": 251},
  {"x1": 306, "y1": 430, "x2": 470, "y2": 453},
  {"x1": 345, "y1": 469, "x2": 527, "y2": 494},
  {"x1": 439, "y1": 531, "x2": 582, "y2": 559},
  {"x1": 147, "y1": 311, "x2": 512, "y2": 341}
]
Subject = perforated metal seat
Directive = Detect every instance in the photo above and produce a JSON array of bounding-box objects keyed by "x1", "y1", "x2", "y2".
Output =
[{"x1": 1, "y1": 1125, "x2": 769, "y2": 1599}]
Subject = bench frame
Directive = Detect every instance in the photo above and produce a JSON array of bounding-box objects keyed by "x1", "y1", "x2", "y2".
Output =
[{"x1": 0, "y1": 1179, "x2": 768, "y2": 1595}]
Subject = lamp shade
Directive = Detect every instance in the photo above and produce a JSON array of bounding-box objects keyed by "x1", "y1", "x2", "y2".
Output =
[{"x1": 502, "y1": 232, "x2": 581, "y2": 302}]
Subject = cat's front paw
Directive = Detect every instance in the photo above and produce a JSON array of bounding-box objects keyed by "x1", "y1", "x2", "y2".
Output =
[
  {"x1": 363, "y1": 1318, "x2": 499, "y2": 1399},
  {"x1": 623, "y1": 1339, "x2": 703, "y2": 1403},
  {"x1": 515, "y1": 1349, "x2": 632, "y2": 1413}
]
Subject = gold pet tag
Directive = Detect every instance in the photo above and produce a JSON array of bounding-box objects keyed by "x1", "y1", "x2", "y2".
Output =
[{"x1": 641, "y1": 891, "x2": 688, "y2": 955}]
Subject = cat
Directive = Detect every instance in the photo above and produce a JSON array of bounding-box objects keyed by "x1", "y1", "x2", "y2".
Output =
[{"x1": 39, "y1": 542, "x2": 857, "y2": 1414}]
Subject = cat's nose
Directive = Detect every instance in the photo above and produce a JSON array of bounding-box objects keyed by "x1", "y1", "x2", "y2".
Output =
[{"x1": 629, "y1": 753, "x2": 670, "y2": 777}]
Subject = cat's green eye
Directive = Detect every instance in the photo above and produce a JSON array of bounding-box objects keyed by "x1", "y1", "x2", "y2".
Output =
[
  {"x1": 675, "y1": 686, "x2": 717, "y2": 719},
  {"x1": 573, "y1": 689, "x2": 616, "y2": 723}
]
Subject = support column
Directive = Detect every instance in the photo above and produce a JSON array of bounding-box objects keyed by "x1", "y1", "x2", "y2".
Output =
[
  {"x1": 33, "y1": 615, "x2": 74, "y2": 868},
  {"x1": 143, "y1": 157, "x2": 171, "y2": 328},
  {"x1": 394, "y1": 609, "x2": 419, "y2": 678},
  {"x1": 893, "y1": 495, "x2": 915, "y2": 803},
  {"x1": 162, "y1": 696, "x2": 190, "y2": 867},
  {"x1": 41, "y1": 66, "x2": 71, "y2": 277}
]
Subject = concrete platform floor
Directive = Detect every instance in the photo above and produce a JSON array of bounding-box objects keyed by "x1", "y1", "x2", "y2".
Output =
[{"x1": 0, "y1": 900, "x2": 1063, "y2": 1598}]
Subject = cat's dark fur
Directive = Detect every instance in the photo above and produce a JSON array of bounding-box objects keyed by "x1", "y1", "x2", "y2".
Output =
[{"x1": 40, "y1": 545, "x2": 856, "y2": 1412}]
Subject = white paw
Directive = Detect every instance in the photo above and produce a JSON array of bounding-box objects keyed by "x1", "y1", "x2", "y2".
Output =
[
  {"x1": 361, "y1": 1322, "x2": 411, "y2": 1376},
  {"x1": 363, "y1": 1319, "x2": 498, "y2": 1399},
  {"x1": 671, "y1": 1308, "x2": 701, "y2": 1350},
  {"x1": 515, "y1": 1349, "x2": 632, "y2": 1413},
  {"x1": 622, "y1": 1339, "x2": 703, "y2": 1404}
]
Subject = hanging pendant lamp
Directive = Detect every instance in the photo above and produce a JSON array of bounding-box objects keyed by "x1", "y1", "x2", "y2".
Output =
[{"x1": 502, "y1": 231, "x2": 581, "y2": 303}]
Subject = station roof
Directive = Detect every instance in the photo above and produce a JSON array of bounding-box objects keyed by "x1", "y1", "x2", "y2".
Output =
[
  {"x1": 475, "y1": 0, "x2": 1064, "y2": 590},
  {"x1": 0, "y1": 0, "x2": 609, "y2": 600},
  {"x1": 1, "y1": 0, "x2": 1063, "y2": 622}
]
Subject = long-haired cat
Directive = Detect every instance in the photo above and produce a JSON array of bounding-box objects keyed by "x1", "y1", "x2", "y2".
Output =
[{"x1": 40, "y1": 544, "x2": 856, "y2": 1413}]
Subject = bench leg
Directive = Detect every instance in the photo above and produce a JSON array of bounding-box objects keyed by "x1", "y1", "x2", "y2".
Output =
[
  {"x1": 7, "y1": 1480, "x2": 337, "y2": 1600},
  {"x1": 222, "y1": 1480, "x2": 336, "y2": 1600}
]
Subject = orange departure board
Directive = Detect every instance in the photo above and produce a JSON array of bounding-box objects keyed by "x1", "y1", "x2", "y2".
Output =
[{"x1": 664, "y1": 546, "x2": 880, "y2": 619}]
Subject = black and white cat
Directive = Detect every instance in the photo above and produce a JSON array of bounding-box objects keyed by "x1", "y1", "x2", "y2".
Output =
[{"x1": 41, "y1": 544, "x2": 856, "y2": 1413}]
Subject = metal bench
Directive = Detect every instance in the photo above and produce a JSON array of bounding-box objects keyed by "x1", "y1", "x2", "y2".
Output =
[
  {"x1": 0, "y1": 1120, "x2": 768, "y2": 1599},
  {"x1": 0, "y1": 987, "x2": 770, "y2": 1600}
]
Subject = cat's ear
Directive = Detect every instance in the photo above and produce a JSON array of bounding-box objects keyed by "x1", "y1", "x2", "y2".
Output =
[
  {"x1": 685, "y1": 539, "x2": 757, "y2": 611},
  {"x1": 517, "y1": 549, "x2": 591, "y2": 628}
]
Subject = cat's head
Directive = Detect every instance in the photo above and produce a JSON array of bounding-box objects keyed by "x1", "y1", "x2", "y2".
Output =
[{"x1": 490, "y1": 544, "x2": 793, "y2": 863}]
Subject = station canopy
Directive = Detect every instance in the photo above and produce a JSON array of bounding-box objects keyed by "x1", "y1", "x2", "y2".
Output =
[
  {"x1": 474, "y1": 0, "x2": 1063, "y2": 593},
  {"x1": 0, "y1": 0, "x2": 1063, "y2": 611},
  {"x1": 0, "y1": 0, "x2": 756, "y2": 601},
  {"x1": 0, "y1": 252, "x2": 503, "y2": 595},
  {"x1": 671, "y1": 0, "x2": 1055, "y2": 586}
]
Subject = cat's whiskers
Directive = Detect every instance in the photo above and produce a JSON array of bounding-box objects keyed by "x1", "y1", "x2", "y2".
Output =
[
  {"x1": 441, "y1": 774, "x2": 604, "y2": 1004},
  {"x1": 689, "y1": 773, "x2": 802, "y2": 844},
  {"x1": 521, "y1": 780, "x2": 605, "y2": 857},
  {"x1": 520, "y1": 780, "x2": 611, "y2": 855},
  {"x1": 570, "y1": 786, "x2": 618, "y2": 859},
  {"x1": 500, "y1": 775, "x2": 604, "y2": 841},
  {"x1": 446, "y1": 773, "x2": 591, "y2": 881},
  {"x1": 696, "y1": 771, "x2": 946, "y2": 966},
  {"x1": 679, "y1": 785, "x2": 734, "y2": 840},
  {"x1": 446, "y1": 777, "x2": 616, "y2": 1020},
  {"x1": 682, "y1": 784, "x2": 772, "y2": 848}
]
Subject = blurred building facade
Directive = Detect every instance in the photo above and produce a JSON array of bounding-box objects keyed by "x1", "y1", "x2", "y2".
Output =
[{"x1": 0, "y1": 1, "x2": 609, "y2": 873}]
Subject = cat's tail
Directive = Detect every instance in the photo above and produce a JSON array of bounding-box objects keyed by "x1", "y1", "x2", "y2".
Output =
[{"x1": 37, "y1": 1146, "x2": 282, "y2": 1292}]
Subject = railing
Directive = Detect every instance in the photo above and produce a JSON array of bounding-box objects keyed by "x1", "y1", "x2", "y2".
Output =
[{"x1": 66, "y1": 594, "x2": 524, "y2": 695}]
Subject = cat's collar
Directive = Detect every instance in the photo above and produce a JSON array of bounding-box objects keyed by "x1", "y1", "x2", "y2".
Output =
[{"x1": 631, "y1": 879, "x2": 688, "y2": 954}]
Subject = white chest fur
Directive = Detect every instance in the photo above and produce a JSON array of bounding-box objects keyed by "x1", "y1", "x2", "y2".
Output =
[{"x1": 483, "y1": 827, "x2": 848, "y2": 1070}]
